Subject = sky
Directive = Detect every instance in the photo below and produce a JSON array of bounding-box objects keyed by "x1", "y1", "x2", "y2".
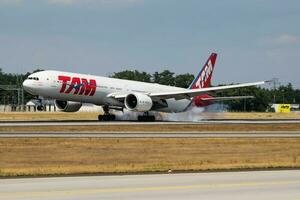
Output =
[{"x1": 0, "y1": 0, "x2": 299, "y2": 88}]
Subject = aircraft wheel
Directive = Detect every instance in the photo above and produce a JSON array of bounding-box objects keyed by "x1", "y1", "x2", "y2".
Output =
[
  {"x1": 37, "y1": 105, "x2": 44, "y2": 111},
  {"x1": 138, "y1": 115, "x2": 155, "y2": 122},
  {"x1": 107, "y1": 114, "x2": 116, "y2": 121},
  {"x1": 98, "y1": 115, "x2": 104, "y2": 121},
  {"x1": 98, "y1": 114, "x2": 116, "y2": 121},
  {"x1": 148, "y1": 115, "x2": 155, "y2": 121}
]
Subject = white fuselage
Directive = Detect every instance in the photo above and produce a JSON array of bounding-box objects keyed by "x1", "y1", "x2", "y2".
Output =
[{"x1": 23, "y1": 70, "x2": 192, "y2": 113}]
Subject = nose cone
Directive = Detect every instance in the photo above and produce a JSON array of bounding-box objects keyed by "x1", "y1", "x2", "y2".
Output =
[
  {"x1": 23, "y1": 80, "x2": 35, "y2": 95},
  {"x1": 22, "y1": 80, "x2": 30, "y2": 90}
]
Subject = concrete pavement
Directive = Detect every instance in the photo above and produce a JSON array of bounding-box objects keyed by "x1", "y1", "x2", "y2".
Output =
[{"x1": 0, "y1": 170, "x2": 300, "y2": 200}]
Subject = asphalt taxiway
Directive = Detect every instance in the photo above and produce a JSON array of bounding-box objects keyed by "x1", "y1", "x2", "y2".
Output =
[{"x1": 1, "y1": 170, "x2": 299, "y2": 200}]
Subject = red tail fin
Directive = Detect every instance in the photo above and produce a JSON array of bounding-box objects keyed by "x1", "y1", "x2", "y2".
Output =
[{"x1": 188, "y1": 53, "x2": 217, "y2": 89}]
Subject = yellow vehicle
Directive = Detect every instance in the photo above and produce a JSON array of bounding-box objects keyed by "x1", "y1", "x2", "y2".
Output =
[{"x1": 278, "y1": 104, "x2": 291, "y2": 113}]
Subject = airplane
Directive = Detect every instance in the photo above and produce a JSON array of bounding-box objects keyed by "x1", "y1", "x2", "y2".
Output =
[{"x1": 22, "y1": 53, "x2": 267, "y2": 121}]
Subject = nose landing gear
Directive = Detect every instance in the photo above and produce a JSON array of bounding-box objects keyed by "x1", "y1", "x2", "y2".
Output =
[
  {"x1": 37, "y1": 105, "x2": 44, "y2": 111},
  {"x1": 35, "y1": 97, "x2": 44, "y2": 111}
]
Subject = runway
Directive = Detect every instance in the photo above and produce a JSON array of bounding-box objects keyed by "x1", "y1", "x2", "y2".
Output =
[
  {"x1": 1, "y1": 131, "x2": 300, "y2": 138},
  {"x1": 1, "y1": 170, "x2": 299, "y2": 200},
  {"x1": 0, "y1": 119, "x2": 300, "y2": 127}
]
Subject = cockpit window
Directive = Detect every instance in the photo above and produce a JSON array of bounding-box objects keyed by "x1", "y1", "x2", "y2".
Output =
[{"x1": 28, "y1": 77, "x2": 39, "y2": 81}]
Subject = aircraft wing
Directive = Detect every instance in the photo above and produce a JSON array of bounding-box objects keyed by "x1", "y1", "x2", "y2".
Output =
[
  {"x1": 149, "y1": 81, "x2": 266, "y2": 100},
  {"x1": 107, "y1": 80, "x2": 267, "y2": 101}
]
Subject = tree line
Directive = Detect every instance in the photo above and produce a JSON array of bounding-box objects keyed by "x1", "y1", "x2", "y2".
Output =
[
  {"x1": 0, "y1": 68, "x2": 299, "y2": 112},
  {"x1": 0, "y1": 68, "x2": 31, "y2": 106}
]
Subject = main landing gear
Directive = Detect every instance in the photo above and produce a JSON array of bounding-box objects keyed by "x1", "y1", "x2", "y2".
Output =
[
  {"x1": 137, "y1": 112, "x2": 155, "y2": 122},
  {"x1": 98, "y1": 105, "x2": 116, "y2": 121},
  {"x1": 98, "y1": 106, "x2": 156, "y2": 122}
]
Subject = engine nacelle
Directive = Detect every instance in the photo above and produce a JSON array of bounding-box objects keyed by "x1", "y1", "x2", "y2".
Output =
[
  {"x1": 124, "y1": 93, "x2": 153, "y2": 112},
  {"x1": 55, "y1": 100, "x2": 82, "y2": 112}
]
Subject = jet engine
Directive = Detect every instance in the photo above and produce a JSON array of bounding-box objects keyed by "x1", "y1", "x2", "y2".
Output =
[
  {"x1": 124, "y1": 93, "x2": 153, "y2": 112},
  {"x1": 55, "y1": 100, "x2": 82, "y2": 112}
]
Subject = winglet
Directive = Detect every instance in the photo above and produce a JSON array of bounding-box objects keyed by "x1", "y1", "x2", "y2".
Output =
[{"x1": 264, "y1": 80, "x2": 274, "y2": 84}]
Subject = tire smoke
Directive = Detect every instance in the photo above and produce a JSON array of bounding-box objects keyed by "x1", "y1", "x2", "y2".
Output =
[{"x1": 113, "y1": 106, "x2": 206, "y2": 122}]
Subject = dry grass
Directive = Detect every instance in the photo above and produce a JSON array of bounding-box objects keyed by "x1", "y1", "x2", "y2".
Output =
[
  {"x1": 0, "y1": 138, "x2": 300, "y2": 176},
  {"x1": 1, "y1": 123, "x2": 300, "y2": 132},
  {"x1": 221, "y1": 112, "x2": 300, "y2": 119},
  {"x1": 0, "y1": 112, "x2": 299, "y2": 121},
  {"x1": 0, "y1": 112, "x2": 99, "y2": 121}
]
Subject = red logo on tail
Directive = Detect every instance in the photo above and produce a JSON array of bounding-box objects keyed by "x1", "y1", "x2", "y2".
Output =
[{"x1": 191, "y1": 53, "x2": 217, "y2": 89}]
